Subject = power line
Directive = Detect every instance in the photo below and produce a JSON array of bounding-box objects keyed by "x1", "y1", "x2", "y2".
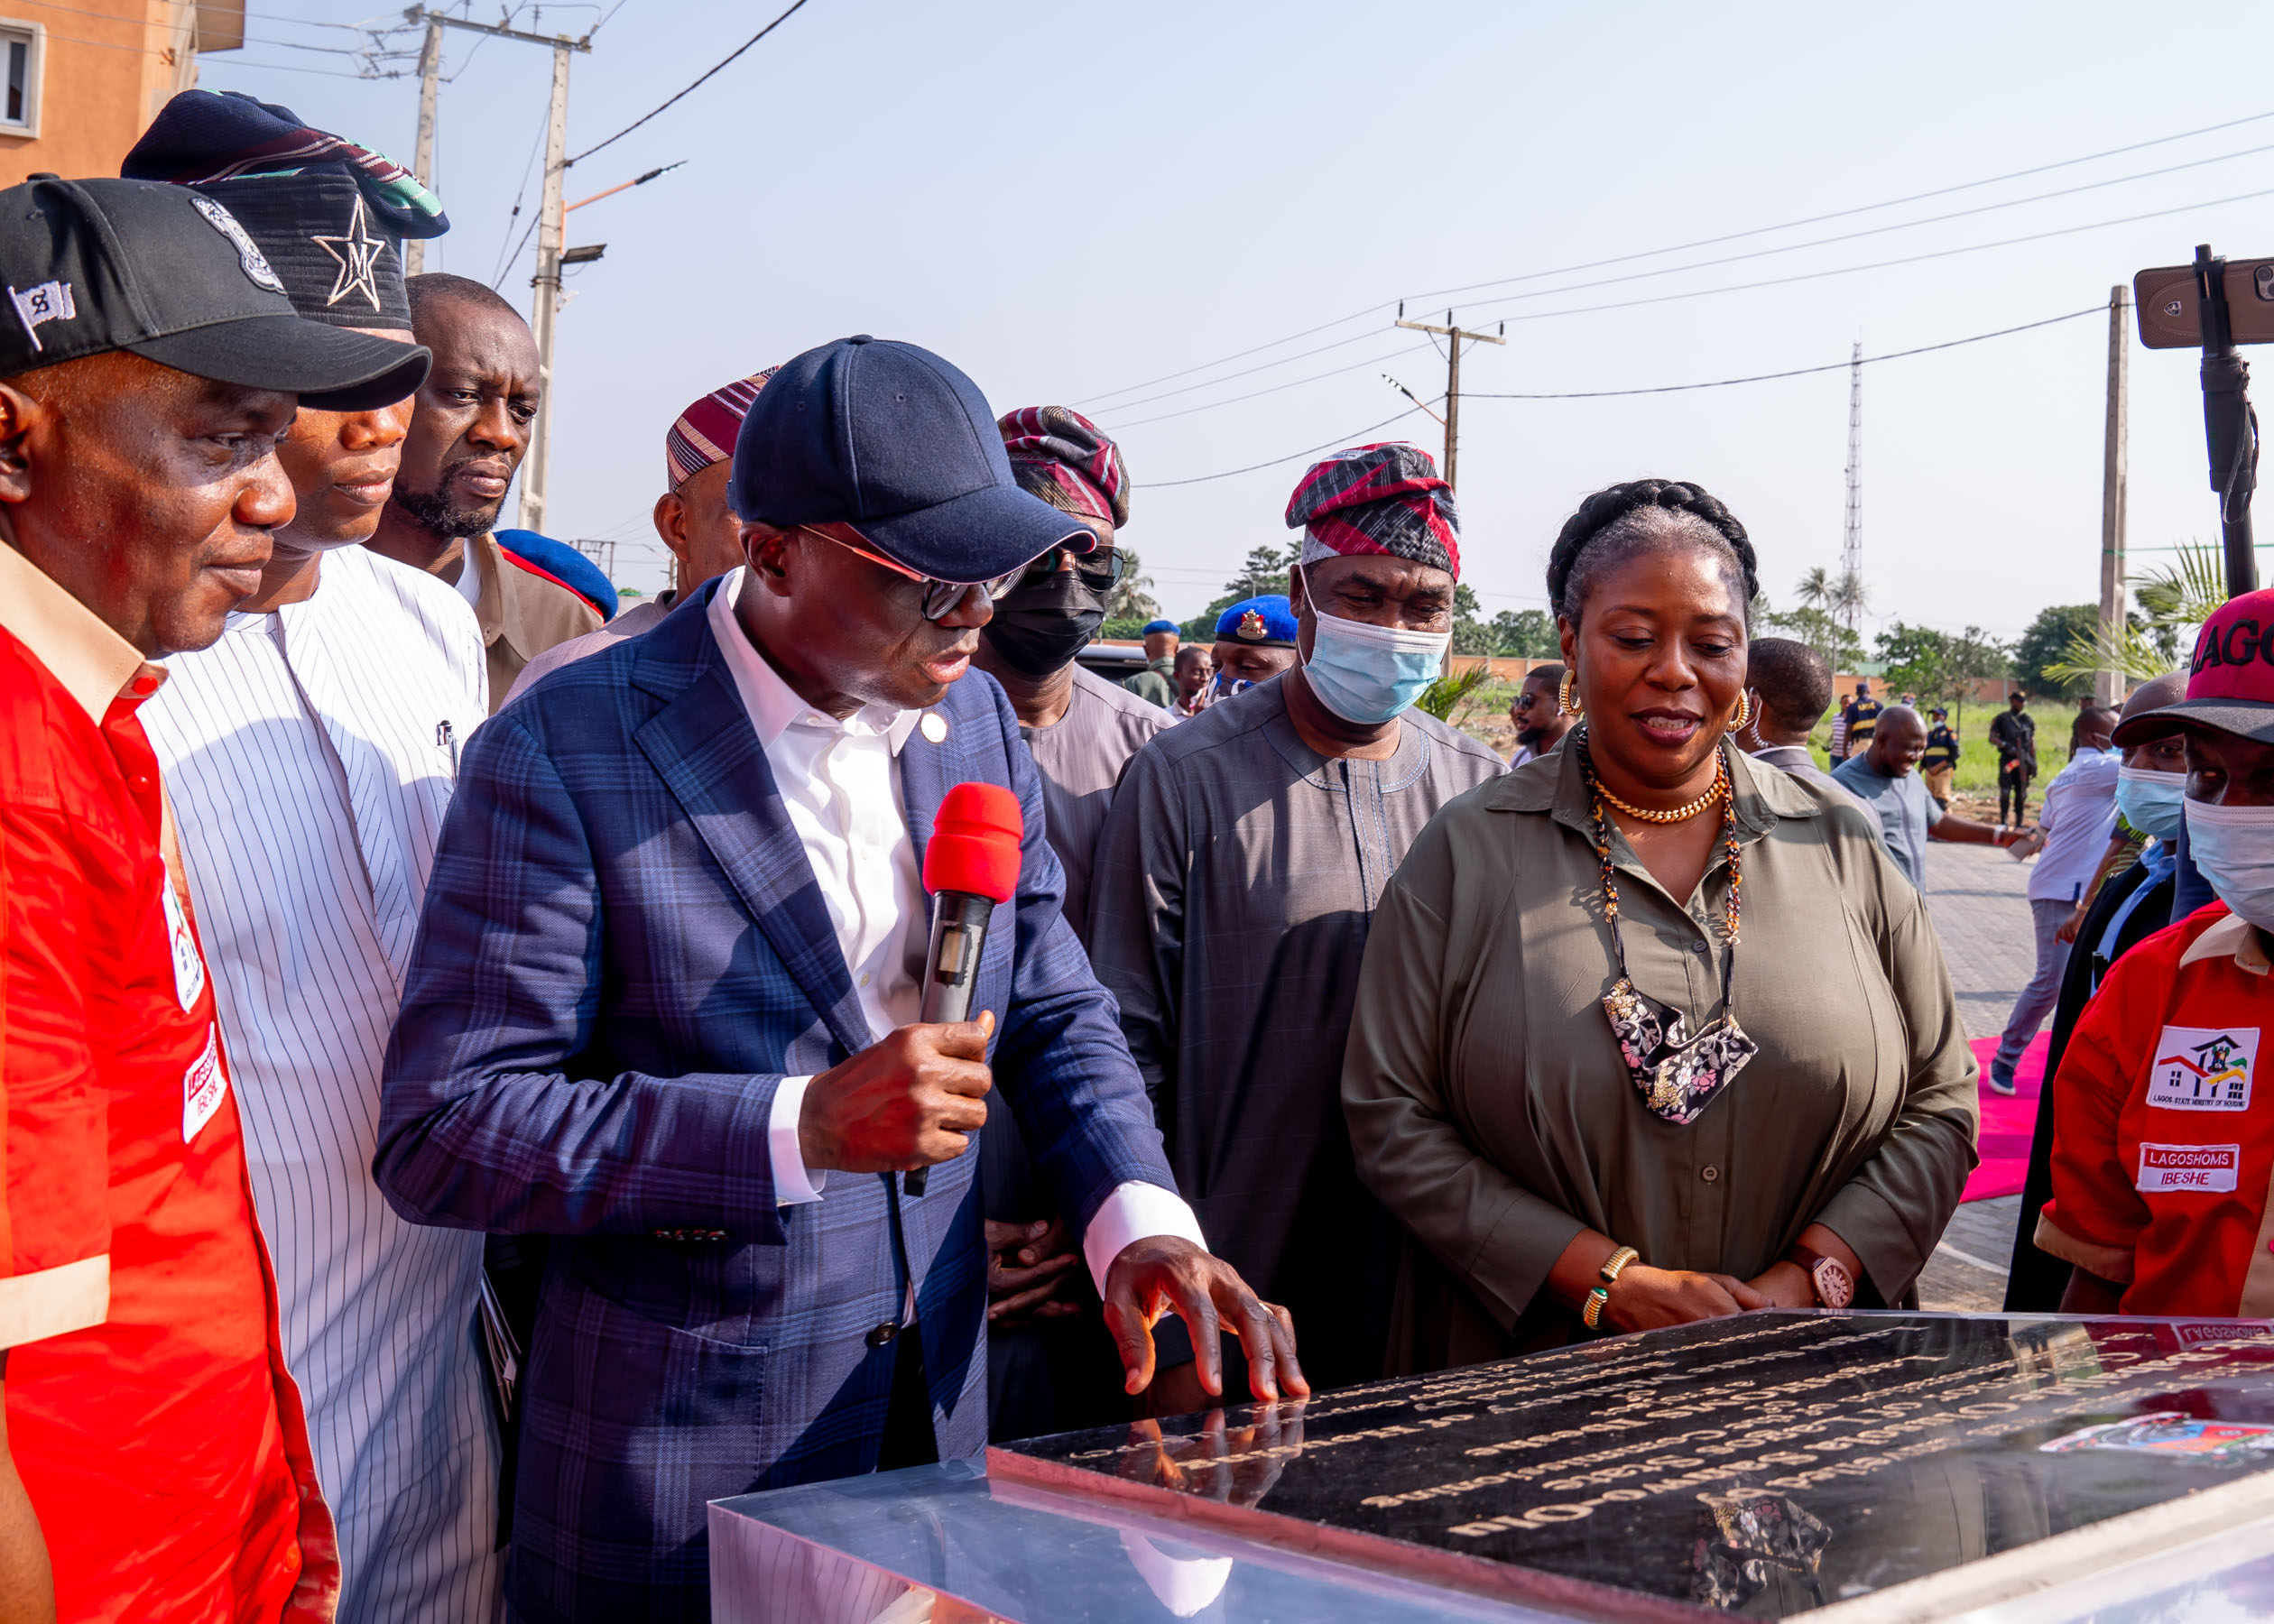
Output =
[
  {"x1": 1463, "y1": 306, "x2": 2102, "y2": 399},
  {"x1": 1468, "y1": 183, "x2": 2274, "y2": 328},
  {"x1": 566, "y1": 0, "x2": 812, "y2": 168},
  {"x1": 1148, "y1": 402, "x2": 1435, "y2": 488},
  {"x1": 1073, "y1": 105, "x2": 2274, "y2": 410},
  {"x1": 1146, "y1": 300, "x2": 2107, "y2": 486},
  {"x1": 1448, "y1": 140, "x2": 2274, "y2": 323},
  {"x1": 1105, "y1": 340, "x2": 1437, "y2": 430},
  {"x1": 1400, "y1": 106, "x2": 2274, "y2": 309}
]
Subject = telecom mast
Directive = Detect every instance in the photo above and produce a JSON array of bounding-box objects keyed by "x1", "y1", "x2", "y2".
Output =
[{"x1": 1840, "y1": 341, "x2": 1863, "y2": 629}]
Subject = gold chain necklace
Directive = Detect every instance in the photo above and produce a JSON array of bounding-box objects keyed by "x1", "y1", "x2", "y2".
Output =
[{"x1": 1593, "y1": 761, "x2": 1728, "y2": 825}]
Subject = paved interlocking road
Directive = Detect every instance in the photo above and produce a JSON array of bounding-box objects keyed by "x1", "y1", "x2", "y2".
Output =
[{"x1": 1915, "y1": 840, "x2": 2036, "y2": 1312}]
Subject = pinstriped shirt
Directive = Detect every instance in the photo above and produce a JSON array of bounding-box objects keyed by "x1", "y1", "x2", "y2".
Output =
[{"x1": 142, "y1": 544, "x2": 501, "y2": 1624}]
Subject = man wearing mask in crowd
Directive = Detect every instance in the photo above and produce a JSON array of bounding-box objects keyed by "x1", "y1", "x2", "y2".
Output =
[
  {"x1": 1921, "y1": 706, "x2": 1960, "y2": 809},
  {"x1": 1123, "y1": 616, "x2": 1179, "y2": 706},
  {"x1": 1834, "y1": 704, "x2": 2020, "y2": 887},
  {"x1": 1171, "y1": 643, "x2": 1214, "y2": 716},
  {"x1": 2005, "y1": 673, "x2": 2186, "y2": 1310},
  {"x1": 1207, "y1": 593, "x2": 1300, "y2": 698},
  {"x1": 123, "y1": 92, "x2": 500, "y2": 1619},
  {"x1": 507, "y1": 368, "x2": 775, "y2": 701},
  {"x1": 0, "y1": 171, "x2": 422, "y2": 1622},
  {"x1": 970, "y1": 406, "x2": 1171, "y2": 1442},
  {"x1": 365, "y1": 272, "x2": 602, "y2": 706},
  {"x1": 1988, "y1": 706, "x2": 2120, "y2": 1095},
  {"x1": 1509, "y1": 660, "x2": 1571, "y2": 765},
  {"x1": 1090, "y1": 443, "x2": 1502, "y2": 1406},
  {"x1": 1736, "y1": 636, "x2": 1862, "y2": 805},
  {"x1": 1992, "y1": 688, "x2": 2039, "y2": 827},
  {"x1": 2038, "y1": 592, "x2": 2274, "y2": 1318},
  {"x1": 377, "y1": 337, "x2": 1299, "y2": 1618}
]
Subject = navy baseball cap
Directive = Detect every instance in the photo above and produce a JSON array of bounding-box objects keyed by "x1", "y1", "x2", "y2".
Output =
[
  {"x1": 729, "y1": 335, "x2": 1089, "y2": 584},
  {"x1": 0, "y1": 176, "x2": 427, "y2": 410}
]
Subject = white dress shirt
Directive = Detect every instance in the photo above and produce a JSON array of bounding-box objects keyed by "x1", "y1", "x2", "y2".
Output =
[
  {"x1": 142, "y1": 545, "x2": 500, "y2": 1624},
  {"x1": 2028, "y1": 746, "x2": 2122, "y2": 905},
  {"x1": 707, "y1": 571, "x2": 1204, "y2": 1290}
]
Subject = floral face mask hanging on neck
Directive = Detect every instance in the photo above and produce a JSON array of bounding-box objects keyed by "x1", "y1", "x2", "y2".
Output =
[{"x1": 1580, "y1": 731, "x2": 1757, "y2": 1126}]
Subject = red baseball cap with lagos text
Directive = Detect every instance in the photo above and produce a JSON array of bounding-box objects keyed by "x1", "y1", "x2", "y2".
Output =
[{"x1": 2114, "y1": 586, "x2": 2274, "y2": 746}]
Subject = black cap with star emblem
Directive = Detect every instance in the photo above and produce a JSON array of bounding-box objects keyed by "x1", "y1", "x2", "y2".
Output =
[
  {"x1": 123, "y1": 91, "x2": 441, "y2": 334},
  {"x1": 0, "y1": 176, "x2": 430, "y2": 410}
]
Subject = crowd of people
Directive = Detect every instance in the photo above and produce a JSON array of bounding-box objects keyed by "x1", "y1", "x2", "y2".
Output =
[{"x1": 7, "y1": 88, "x2": 2274, "y2": 1624}]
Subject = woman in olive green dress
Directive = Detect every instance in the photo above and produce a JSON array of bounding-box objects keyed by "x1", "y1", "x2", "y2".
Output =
[{"x1": 1343, "y1": 480, "x2": 1977, "y2": 1371}]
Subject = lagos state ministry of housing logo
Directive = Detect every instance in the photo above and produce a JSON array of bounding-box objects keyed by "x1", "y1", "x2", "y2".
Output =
[{"x1": 2147, "y1": 1026, "x2": 2259, "y2": 1112}]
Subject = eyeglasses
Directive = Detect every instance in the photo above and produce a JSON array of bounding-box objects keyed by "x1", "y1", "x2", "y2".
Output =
[{"x1": 800, "y1": 526, "x2": 1025, "y2": 622}]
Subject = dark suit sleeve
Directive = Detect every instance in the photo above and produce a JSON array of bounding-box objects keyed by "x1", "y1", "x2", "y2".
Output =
[
  {"x1": 981, "y1": 685, "x2": 1179, "y2": 1235},
  {"x1": 375, "y1": 712, "x2": 790, "y2": 1241}
]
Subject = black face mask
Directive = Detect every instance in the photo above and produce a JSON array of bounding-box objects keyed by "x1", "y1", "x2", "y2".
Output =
[{"x1": 982, "y1": 570, "x2": 1108, "y2": 678}]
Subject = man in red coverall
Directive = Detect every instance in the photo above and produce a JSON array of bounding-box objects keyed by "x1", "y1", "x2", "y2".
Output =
[{"x1": 2040, "y1": 586, "x2": 2274, "y2": 1316}]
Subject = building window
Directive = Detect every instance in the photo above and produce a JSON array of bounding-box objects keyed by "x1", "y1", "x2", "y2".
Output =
[{"x1": 0, "y1": 25, "x2": 40, "y2": 137}]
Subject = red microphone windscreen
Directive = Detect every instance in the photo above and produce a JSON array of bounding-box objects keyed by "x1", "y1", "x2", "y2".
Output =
[{"x1": 923, "y1": 781, "x2": 1024, "y2": 903}]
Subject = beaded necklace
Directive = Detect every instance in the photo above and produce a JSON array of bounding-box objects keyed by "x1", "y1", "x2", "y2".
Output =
[{"x1": 1578, "y1": 727, "x2": 1757, "y2": 1125}]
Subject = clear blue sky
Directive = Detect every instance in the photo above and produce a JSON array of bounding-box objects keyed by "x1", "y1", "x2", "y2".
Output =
[{"x1": 204, "y1": 0, "x2": 2274, "y2": 641}]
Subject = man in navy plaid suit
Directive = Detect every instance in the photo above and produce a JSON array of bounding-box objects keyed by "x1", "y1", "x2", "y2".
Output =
[{"x1": 376, "y1": 336, "x2": 1303, "y2": 1622}]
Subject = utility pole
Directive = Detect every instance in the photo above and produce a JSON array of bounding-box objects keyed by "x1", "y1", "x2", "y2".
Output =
[
  {"x1": 405, "y1": 14, "x2": 441, "y2": 278},
  {"x1": 1841, "y1": 341, "x2": 1863, "y2": 631},
  {"x1": 402, "y1": 7, "x2": 591, "y2": 533},
  {"x1": 1393, "y1": 306, "x2": 1505, "y2": 489},
  {"x1": 2095, "y1": 285, "x2": 2131, "y2": 706},
  {"x1": 521, "y1": 36, "x2": 572, "y2": 533}
]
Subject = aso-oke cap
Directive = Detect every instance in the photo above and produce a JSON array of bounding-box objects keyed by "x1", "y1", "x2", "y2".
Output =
[
  {"x1": 1285, "y1": 440, "x2": 1460, "y2": 580},
  {"x1": 997, "y1": 404, "x2": 1127, "y2": 531},
  {"x1": 666, "y1": 367, "x2": 777, "y2": 489}
]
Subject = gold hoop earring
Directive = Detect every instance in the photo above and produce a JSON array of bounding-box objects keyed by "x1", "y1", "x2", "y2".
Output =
[
  {"x1": 1727, "y1": 691, "x2": 1752, "y2": 735},
  {"x1": 1557, "y1": 669, "x2": 1583, "y2": 717}
]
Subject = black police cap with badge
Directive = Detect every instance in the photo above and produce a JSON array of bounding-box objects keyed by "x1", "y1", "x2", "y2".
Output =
[
  {"x1": 123, "y1": 90, "x2": 448, "y2": 336},
  {"x1": 0, "y1": 175, "x2": 427, "y2": 409}
]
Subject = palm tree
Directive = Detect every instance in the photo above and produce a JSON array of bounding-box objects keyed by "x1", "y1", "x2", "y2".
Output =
[
  {"x1": 1795, "y1": 567, "x2": 1835, "y2": 613},
  {"x1": 1832, "y1": 570, "x2": 1870, "y2": 632},
  {"x1": 1107, "y1": 547, "x2": 1161, "y2": 623}
]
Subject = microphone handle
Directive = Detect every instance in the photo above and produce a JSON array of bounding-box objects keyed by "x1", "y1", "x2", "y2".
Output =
[{"x1": 906, "y1": 890, "x2": 994, "y2": 1196}]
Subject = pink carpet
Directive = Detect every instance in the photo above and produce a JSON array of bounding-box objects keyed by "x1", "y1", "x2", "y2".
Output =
[{"x1": 1964, "y1": 1031, "x2": 2050, "y2": 1204}]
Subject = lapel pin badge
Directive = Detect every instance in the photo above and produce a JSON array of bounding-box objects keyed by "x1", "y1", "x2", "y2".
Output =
[{"x1": 920, "y1": 711, "x2": 948, "y2": 744}]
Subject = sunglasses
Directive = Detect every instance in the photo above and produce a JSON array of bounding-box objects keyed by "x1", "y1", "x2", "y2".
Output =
[
  {"x1": 800, "y1": 526, "x2": 1026, "y2": 622},
  {"x1": 1016, "y1": 544, "x2": 1128, "y2": 594}
]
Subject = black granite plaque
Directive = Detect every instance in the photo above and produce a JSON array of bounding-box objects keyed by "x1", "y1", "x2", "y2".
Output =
[{"x1": 988, "y1": 1312, "x2": 2274, "y2": 1618}]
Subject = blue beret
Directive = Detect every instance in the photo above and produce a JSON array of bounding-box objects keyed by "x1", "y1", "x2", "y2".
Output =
[
  {"x1": 1214, "y1": 595, "x2": 1298, "y2": 648},
  {"x1": 1142, "y1": 618, "x2": 1178, "y2": 635}
]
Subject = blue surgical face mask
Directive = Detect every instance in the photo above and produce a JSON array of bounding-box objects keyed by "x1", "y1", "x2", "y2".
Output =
[
  {"x1": 2184, "y1": 798, "x2": 2274, "y2": 931},
  {"x1": 1298, "y1": 604, "x2": 1452, "y2": 725},
  {"x1": 2115, "y1": 765, "x2": 2186, "y2": 841}
]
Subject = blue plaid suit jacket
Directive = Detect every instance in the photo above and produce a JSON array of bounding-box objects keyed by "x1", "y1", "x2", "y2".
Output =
[{"x1": 375, "y1": 578, "x2": 1173, "y2": 1623}]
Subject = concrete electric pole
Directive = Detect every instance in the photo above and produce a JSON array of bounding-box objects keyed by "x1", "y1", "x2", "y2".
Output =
[
  {"x1": 1393, "y1": 307, "x2": 1505, "y2": 490},
  {"x1": 405, "y1": 14, "x2": 441, "y2": 278},
  {"x1": 1841, "y1": 342, "x2": 1863, "y2": 631},
  {"x1": 2096, "y1": 285, "x2": 2131, "y2": 706},
  {"x1": 402, "y1": 7, "x2": 590, "y2": 532},
  {"x1": 522, "y1": 37, "x2": 572, "y2": 533}
]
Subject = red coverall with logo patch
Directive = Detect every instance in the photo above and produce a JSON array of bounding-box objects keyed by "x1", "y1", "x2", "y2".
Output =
[{"x1": 2038, "y1": 902, "x2": 2274, "y2": 1315}]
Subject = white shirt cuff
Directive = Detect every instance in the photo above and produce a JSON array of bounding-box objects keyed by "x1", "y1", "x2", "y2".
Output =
[
  {"x1": 1082, "y1": 1179, "x2": 1206, "y2": 1296},
  {"x1": 768, "y1": 1076, "x2": 827, "y2": 1205}
]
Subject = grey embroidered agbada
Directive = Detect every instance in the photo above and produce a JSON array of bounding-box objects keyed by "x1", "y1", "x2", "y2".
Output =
[{"x1": 1086, "y1": 676, "x2": 1503, "y2": 1387}]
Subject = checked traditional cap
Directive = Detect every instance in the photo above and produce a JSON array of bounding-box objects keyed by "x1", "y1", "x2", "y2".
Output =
[
  {"x1": 666, "y1": 368, "x2": 777, "y2": 489},
  {"x1": 125, "y1": 91, "x2": 447, "y2": 238},
  {"x1": 1285, "y1": 440, "x2": 1460, "y2": 581},
  {"x1": 998, "y1": 405, "x2": 1129, "y2": 531}
]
